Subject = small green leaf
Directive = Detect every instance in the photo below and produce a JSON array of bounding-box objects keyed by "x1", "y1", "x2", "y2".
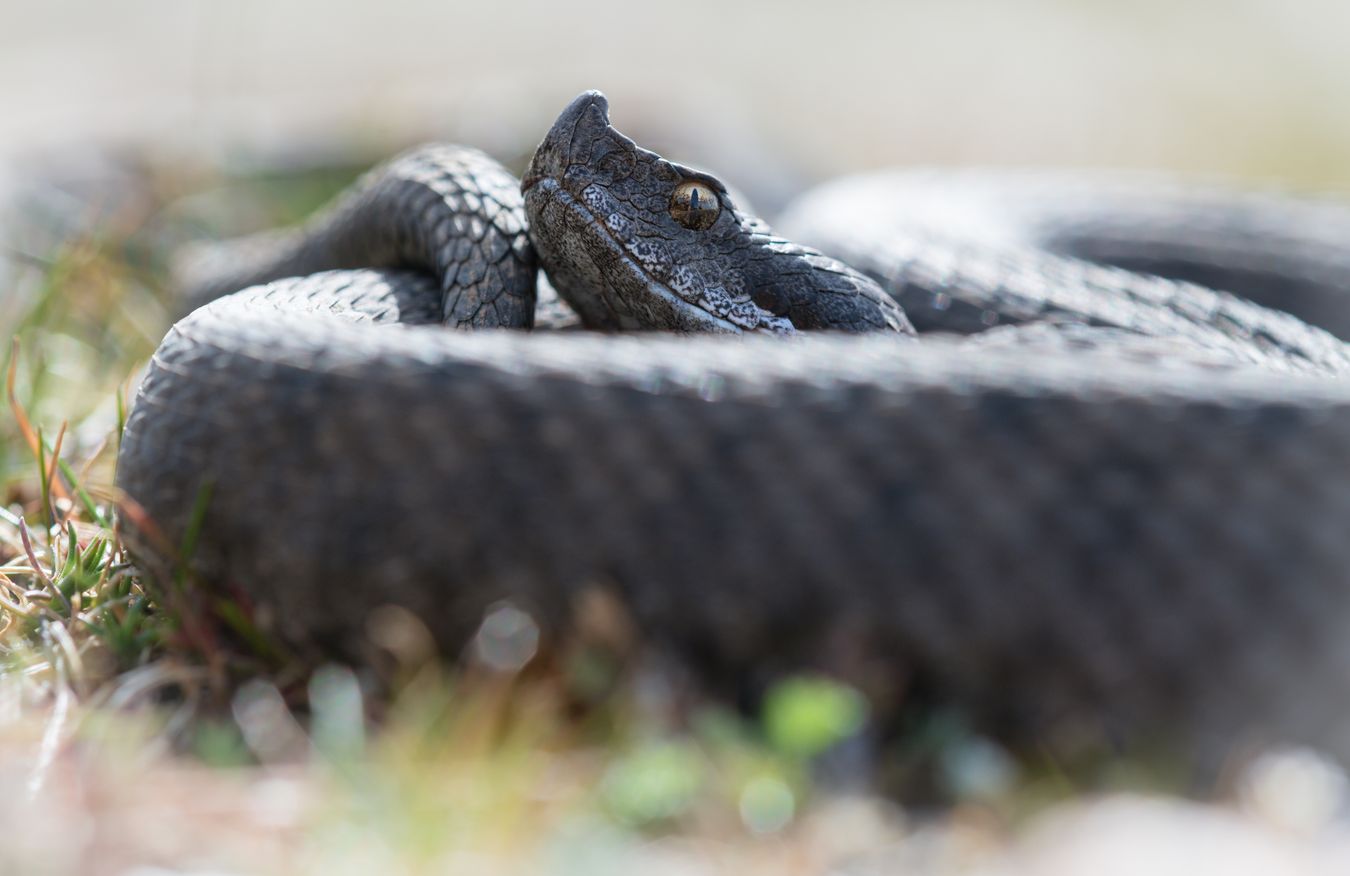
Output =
[{"x1": 762, "y1": 675, "x2": 868, "y2": 760}]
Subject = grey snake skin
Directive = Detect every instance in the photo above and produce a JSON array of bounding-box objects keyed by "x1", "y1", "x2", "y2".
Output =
[{"x1": 118, "y1": 92, "x2": 1350, "y2": 767}]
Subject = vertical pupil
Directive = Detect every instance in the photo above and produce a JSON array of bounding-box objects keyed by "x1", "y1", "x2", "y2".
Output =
[{"x1": 671, "y1": 182, "x2": 719, "y2": 229}]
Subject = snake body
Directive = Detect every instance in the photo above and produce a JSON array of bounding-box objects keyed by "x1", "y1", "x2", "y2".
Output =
[{"x1": 118, "y1": 92, "x2": 1350, "y2": 764}]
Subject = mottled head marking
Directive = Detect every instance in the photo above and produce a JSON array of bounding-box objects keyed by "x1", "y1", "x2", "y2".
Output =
[{"x1": 523, "y1": 91, "x2": 914, "y2": 335}]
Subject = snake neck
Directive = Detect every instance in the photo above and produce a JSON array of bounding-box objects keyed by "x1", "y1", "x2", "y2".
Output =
[{"x1": 174, "y1": 145, "x2": 538, "y2": 329}]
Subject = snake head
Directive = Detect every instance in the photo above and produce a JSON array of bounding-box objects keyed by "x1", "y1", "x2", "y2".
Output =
[{"x1": 523, "y1": 91, "x2": 914, "y2": 335}]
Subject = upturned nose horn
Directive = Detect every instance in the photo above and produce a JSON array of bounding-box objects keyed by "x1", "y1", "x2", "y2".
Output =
[{"x1": 522, "y1": 90, "x2": 611, "y2": 192}]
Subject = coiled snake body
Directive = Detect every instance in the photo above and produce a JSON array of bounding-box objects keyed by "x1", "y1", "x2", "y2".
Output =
[{"x1": 118, "y1": 92, "x2": 1350, "y2": 764}]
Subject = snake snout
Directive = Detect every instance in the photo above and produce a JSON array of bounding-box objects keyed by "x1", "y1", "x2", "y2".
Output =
[{"x1": 521, "y1": 90, "x2": 611, "y2": 194}]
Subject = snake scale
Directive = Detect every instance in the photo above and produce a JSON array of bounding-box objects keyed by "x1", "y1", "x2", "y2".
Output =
[{"x1": 117, "y1": 91, "x2": 1350, "y2": 766}]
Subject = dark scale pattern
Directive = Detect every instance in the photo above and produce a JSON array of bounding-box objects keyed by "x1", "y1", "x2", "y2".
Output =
[
  {"x1": 174, "y1": 145, "x2": 537, "y2": 327},
  {"x1": 780, "y1": 170, "x2": 1350, "y2": 373},
  {"x1": 119, "y1": 92, "x2": 1350, "y2": 766},
  {"x1": 119, "y1": 290, "x2": 1350, "y2": 761}
]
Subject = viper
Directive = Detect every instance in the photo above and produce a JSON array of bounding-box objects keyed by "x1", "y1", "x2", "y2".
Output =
[{"x1": 118, "y1": 91, "x2": 1350, "y2": 766}]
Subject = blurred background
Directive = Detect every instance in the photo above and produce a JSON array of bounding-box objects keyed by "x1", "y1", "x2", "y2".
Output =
[{"x1": 5, "y1": 0, "x2": 1350, "y2": 195}]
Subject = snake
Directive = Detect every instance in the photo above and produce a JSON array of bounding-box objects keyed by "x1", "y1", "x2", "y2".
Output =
[{"x1": 117, "y1": 91, "x2": 1350, "y2": 768}]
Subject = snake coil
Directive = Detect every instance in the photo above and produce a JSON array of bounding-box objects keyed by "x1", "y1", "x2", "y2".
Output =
[{"x1": 119, "y1": 91, "x2": 1350, "y2": 767}]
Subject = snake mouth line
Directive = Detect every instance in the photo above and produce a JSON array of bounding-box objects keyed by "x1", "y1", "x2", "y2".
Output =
[{"x1": 530, "y1": 178, "x2": 746, "y2": 334}]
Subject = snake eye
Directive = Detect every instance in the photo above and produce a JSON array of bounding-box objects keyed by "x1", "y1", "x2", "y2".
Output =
[{"x1": 669, "y1": 180, "x2": 721, "y2": 230}]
